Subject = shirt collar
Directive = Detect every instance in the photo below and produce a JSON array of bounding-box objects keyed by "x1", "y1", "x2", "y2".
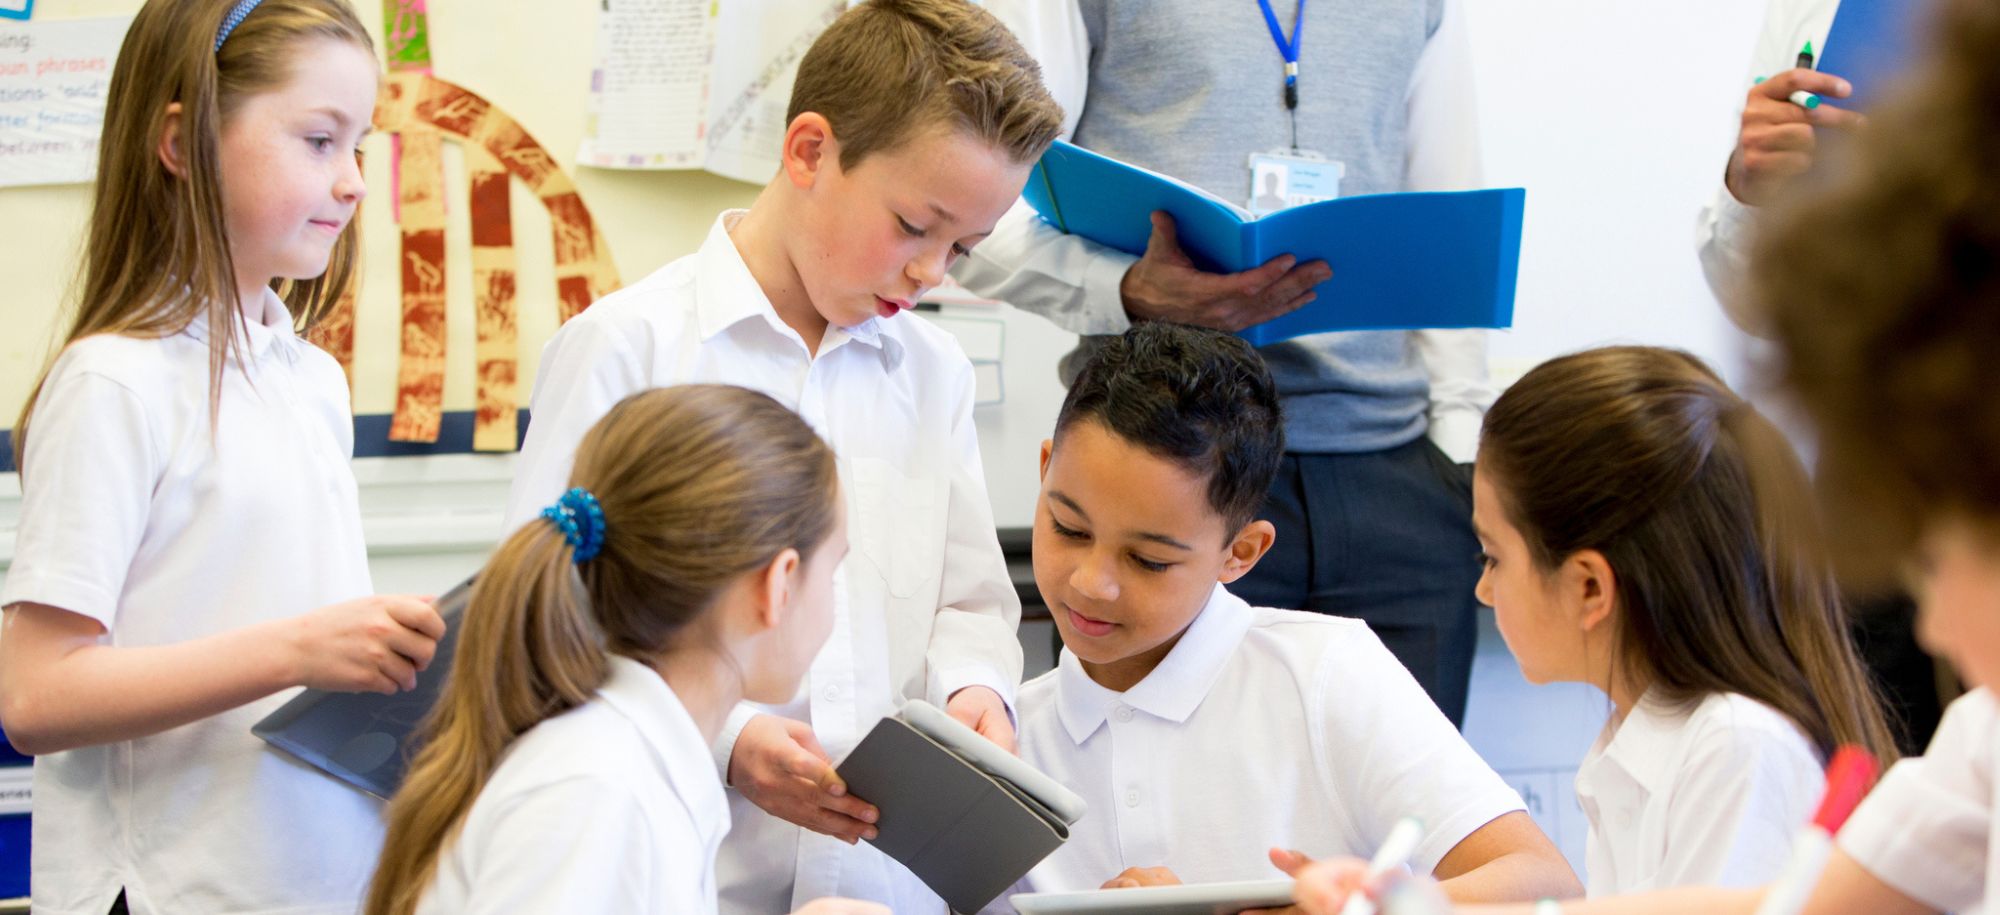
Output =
[
  {"x1": 693, "y1": 210, "x2": 905, "y2": 370},
  {"x1": 1579, "y1": 688, "x2": 1695, "y2": 796},
  {"x1": 595, "y1": 654, "x2": 730, "y2": 845},
  {"x1": 182, "y1": 287, "x2": 304, "y2": 364},
  {"x1": 1054, "y1": 583, "x2": 1255, "y2": 744}
]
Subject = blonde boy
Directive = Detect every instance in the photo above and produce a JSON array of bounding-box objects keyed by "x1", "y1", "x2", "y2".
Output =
[{"x1": 503, "y1": 3, "x2": 1064, "y2": 911}]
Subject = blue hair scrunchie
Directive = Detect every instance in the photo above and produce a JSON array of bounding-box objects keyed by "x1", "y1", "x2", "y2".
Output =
[
  {"x1": 541, "y1": 487, "x2": 607, "y2": 564},
  {"x1": 214, "y1": 0, "x2": 265, "y2": 52}
]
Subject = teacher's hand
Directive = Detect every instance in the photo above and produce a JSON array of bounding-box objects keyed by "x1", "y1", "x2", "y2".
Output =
[{"x1": 1120, "y1": 211, "x2": 1330, "y2": 332}]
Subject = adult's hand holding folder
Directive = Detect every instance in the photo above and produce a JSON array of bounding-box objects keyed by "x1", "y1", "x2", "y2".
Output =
[
  {"x1": 834, "y1": 700, "x2": 1086, "y2": 914},
  {"x1": 1022, "y1": 140, "x2": 1524, "y2": 345}
]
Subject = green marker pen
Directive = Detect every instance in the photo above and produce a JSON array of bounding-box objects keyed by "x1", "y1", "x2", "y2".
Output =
[{"x1": 1788, "y1": 41, "x2": 1820, "y2": 108}]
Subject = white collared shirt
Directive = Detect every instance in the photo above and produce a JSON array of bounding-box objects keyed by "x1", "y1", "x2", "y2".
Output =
[
  {"x1": 417, "y1": 655, "x2": 730, "y2": 914},
  {"x1": 504, "y1": 211, "x2": 1022, "y2": 914},
  {"x1": 1695, "y1": 0, "x2": 1841, "y2": 328},
  {"x1": 1008, "y1": 585, "x2": 1524, "y2": 900},
  {"x1": 1838, "y1": 688, "x2": 1997, "y2": 914},
  {"x1": 1, "y1": 290, "x2": 379, "y2": 915},
  {"x1": 1573, "y1": 691, "x2": 1824, "y2": 894}
]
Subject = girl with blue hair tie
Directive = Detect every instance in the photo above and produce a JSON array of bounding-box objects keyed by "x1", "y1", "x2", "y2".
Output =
[{"x1": 367, "y1": 385, "x2": 885, "y2": 915}]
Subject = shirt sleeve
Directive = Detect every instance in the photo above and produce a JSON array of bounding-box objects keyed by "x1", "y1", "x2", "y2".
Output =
[
  {"x1": 948, "y1": 0, "x2": 1141, "y2": 336},
  {"x1": 0, "y1": 366, "x2": 160, "y2": 629},
  {"x1": 452, "y1": 776, "x2": 672, "y2": 915},
  {"x1": 1836, "y1": 688, "x2": 1996, "y2": 912},
  {"x1": 1404, "y1": 0, "x2": 1494, "y2": 462},
  {"x1": 1312, "y1": 623, "x2": 1525, "y2": 874},
  {"x1": 925, "y1": 359, "x2": 1025, "y2": 711},
  {"x1": 1652, "y1": 726, "x2": 1825, "y2": 888},
  {"x1": 1696, "y1": 0, "x2": 1838, "y2": 330},
  {"x1": 504, "y1": 315, "x2": 650, "y2": 531}
]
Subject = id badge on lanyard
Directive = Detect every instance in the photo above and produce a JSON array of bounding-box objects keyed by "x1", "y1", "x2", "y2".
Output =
[{"x1": 1251, "y1": 0, "x2": 1345, "y2": 215}]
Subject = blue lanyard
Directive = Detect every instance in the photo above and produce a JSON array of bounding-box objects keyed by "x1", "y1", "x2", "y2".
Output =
[{"x1": 1257, "y1": 0, "x2": 1306, "y2": 110}]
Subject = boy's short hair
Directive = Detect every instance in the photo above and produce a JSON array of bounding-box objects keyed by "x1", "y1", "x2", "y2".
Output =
[
  {"x1": 788, "y1": 0, "x2": 1064, "y2": 171},
  {"x1": 1054, "y1": 323, "x2": 1286, "y2": 533}
]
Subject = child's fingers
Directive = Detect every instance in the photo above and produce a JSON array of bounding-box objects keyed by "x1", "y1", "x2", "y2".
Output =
[
  {"x1": 812, "y1": 779, "x2": 879, "y2": 823},
  {"x1": 377, "y1": 650, "x2": 420, "y2": 692},
  {"x1": 800, "y1": 803, "x2": 877, "y2": 843},
  {"x1": 382, "y1": 624, "x2": 439, "y2": 672},
  {"x1": 1268, "y1": 847, "x2": 1312, "y2": 875},
  {"x1": 384, "y1": 596, "x2": 447, "y2": 640}
]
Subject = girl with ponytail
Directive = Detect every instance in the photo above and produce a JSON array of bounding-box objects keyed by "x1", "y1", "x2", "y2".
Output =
[
  {"x1": 1465, "y1": 345, "x2": 1895, "y2": 895},
  {"x1": 366, "y1": 384, "x2": 884, "y2": 915}
]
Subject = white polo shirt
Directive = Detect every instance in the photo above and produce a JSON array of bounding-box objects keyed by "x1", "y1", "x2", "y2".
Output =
[
  {"x1": 1574, "y1": 690, "x2": 1824, "y2": 894},
  {"x1": 1838, "y1": 688, "x2": 1996, "y2": 913},
  {"x1": 1, "y1": 290, "x2": 379, "y2": 915},
  {"x1": 416, "y1": 655, "x2": 730, "y2": 914},
  {"x1": 1010, "y1": 585, "x2": 1525, "y2": 898},
  {"x1": 504, "y1": 211, "x2": 1023, "y2": 914}
]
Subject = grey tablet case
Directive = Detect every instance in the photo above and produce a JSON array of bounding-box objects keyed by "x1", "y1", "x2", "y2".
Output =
[
  {"x1": 835, "y1": 703, "x2": 1086, "y2": 914},
  {"x1": 251, "y1": 576, "x2": 473, "y2": 800}
]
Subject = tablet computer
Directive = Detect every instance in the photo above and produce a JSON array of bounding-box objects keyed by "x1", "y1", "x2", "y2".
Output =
[
  {"x1": 1009, "y1": 878, "x2": 1295, "y2": 915},
  {"x1": 251, "y1": 576, "x2": 473, "y2": 799}
]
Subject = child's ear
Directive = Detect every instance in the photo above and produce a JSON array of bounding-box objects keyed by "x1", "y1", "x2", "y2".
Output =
[
  {"x1": 1038, "y1": 438, "x2": 1054, "y2": 482},
  {"x1": 753, "y1": 547, "x2": 804, "y2": 633},
  {"x1": 1569, "y1": 549, "x2": 1618, "y2": 633},
  {"x1": 157, "y1": 102, "x2": 187, "y2": 179},
  {"x1": 1217, "y1": 519, "x2": 1277, "y2": 584},
  {"x1": 780, "y1": 112, "x2": 836, "y2": 189}
]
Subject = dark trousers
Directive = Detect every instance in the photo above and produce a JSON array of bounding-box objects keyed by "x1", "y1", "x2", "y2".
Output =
[{"x1": 1233, "y1": 436, "x2": 1481, "y2": 726}]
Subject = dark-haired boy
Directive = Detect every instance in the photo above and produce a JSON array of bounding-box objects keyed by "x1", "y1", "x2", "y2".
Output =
[{"x1": 1001, "y1": 323, "x2": 1579, "y2": 906}]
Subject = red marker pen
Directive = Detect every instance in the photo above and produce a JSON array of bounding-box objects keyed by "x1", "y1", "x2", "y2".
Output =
[{"x1": 1752, "y1": 746, "x2": 1880, "y2": 915}]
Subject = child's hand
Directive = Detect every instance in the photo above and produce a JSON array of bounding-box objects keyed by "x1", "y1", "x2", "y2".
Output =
[
  {"x1": 790, "y1": 899, "x2": 890, "y2": 915},
  {"x1": 946, "y1": 685, "x2": 1016, "y2": 752},
  {"x1": 288, "y1": 595, "x2": 445, "y2": 694},
  {"x1": 1101, "y1": 866, "x2": 1182, "y2": 889},
  {"x1": 728, "y1": 714, "x2": 880, "y2": 844},
  {"x1": 1252, "y1": 847, "x2": 1411, "y2": 915}
]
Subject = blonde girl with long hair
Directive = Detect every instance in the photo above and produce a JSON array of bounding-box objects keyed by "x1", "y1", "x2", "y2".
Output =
[
  {"x1": 0, "y1": 2, "x2": 443, "y2": 913},
  {"x1": 365, "y1": 385, "x2": 884, "y2": 915}
]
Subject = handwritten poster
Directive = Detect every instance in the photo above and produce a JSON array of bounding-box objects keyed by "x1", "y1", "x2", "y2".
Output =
[
  {"x1": 0, "y1": 16, "x2": 130, "y2": 188},
  {"x1": 578, "y1": 0, "x2": 847, "y2": 184}
]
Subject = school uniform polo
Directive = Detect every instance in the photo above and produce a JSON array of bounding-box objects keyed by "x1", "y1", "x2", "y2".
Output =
[
  {"x1": 1574, "y1": 691, "x2": 1824, "y2": 893},
  {"x1": 1838, "y1": 688, "x2": 1997, "y2": 913},
  {"x1": 1009, "y1": 584, "x2": 1525, "y2": 898},
  {"x1": 1, "y1": 289, "x2": 380, "y2": 915},
  {"x1": 416, "y1": 655, "x2": 730, "y2": 914},
  {"x1": 504, "y1": 210, "x2": 1023, "y2": 914}
]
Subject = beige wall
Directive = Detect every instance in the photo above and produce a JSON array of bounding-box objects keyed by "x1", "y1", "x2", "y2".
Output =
[{"x1": 0, "y1": 0, "x2": 759, "y2": 424}]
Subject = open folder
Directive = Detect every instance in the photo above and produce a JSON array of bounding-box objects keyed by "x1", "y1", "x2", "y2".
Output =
[
  {"x1": 1022, "y1": 139, "x2": 1525, "y2": 346},
  {"x1": 251, "y1": 576, "x2": 473, "y2": 799},
  {"x1": 835, "y1": 701, "x2": 1087, "y2": 914}
]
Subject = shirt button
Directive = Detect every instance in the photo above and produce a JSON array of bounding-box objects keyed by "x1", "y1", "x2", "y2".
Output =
[
  {"x1": 821, "y1": 685, "x2": 841, "y2": 702},
  {"x1": 1124, "y1": 788, "x2": 1141, "y2": 808},
  {"x1": 1114, "y1": 706, "x2": 1134, "y2": 723}
]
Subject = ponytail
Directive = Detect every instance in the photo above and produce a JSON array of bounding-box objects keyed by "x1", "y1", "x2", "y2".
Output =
[{"x1": 362, "y1": 523, "x2": 607, "y2": 915}]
